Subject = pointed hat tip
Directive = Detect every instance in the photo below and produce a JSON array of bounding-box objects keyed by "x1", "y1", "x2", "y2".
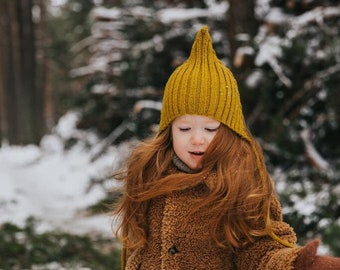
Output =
[
  {"x1": 201, "y1": 25, "x2": 209, "y2": 32},
  {"x1": 197, "y1": 25, "x2": 210, "y2": 37},
  {"x1": 192, "y1": 25, "x2": 212, "y2": 45},
  {"x1": 188, "y1": 25, "x2": 214, "y2": 60}
]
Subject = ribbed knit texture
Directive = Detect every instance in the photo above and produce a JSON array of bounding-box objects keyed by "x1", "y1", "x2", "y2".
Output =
[{"x1": 159, "y1": 26, "x2": 250, "y2": 142}]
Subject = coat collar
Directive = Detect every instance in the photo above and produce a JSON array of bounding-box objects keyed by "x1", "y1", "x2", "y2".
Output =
[
  {"x1": 172, "y1": 155, "x2": 198, "y2": 174},
  {"x1": 171, "y1": 155, "x2": 217, "y2": 190}
]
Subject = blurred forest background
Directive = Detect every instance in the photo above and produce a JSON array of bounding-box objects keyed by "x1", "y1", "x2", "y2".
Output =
[{"x1": 0, "y1": 0, "x2": 339, "y2": 269}]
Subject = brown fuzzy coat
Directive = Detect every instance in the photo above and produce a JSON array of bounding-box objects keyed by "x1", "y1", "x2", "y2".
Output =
[{"x1": 123, "y1": 174, "x2": 302, "y2": 270}]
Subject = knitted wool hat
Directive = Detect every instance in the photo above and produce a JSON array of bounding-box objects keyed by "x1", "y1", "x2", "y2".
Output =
[
  {"x1": 158, "y1": 26, "x2": 250, "y2": 142},
  {"x1": 158, "y1": 26, "x2": 294, "y2": 249}
]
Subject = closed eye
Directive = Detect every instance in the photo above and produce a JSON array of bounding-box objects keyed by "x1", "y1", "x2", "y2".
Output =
[
  {"x1": 205, "y1": 126, "x2": 220, "y2": 132},
  {"x1": 179, "y1": 127, "x2": 190, "y2": 132}
]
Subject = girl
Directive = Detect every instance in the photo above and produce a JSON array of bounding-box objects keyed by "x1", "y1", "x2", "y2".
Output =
[{"x1": 113, "y1": 26, "x2": 340, "y2": 269}]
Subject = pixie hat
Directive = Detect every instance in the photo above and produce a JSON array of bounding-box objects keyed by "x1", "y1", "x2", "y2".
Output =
[{"x1": 158, "y1": 26, "x2": 250, "y2": 142}]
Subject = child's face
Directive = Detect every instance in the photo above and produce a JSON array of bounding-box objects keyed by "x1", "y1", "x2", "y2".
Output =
[{"x1": 171, "y1": 115, "x2": 220, "y2": 171}]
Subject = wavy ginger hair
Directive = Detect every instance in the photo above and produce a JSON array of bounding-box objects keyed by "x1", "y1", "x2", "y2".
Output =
[{"x1": 113, "y1": 123, "x2": 277, "y2": 249}]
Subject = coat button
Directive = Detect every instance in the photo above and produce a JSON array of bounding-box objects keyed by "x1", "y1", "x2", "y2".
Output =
[{"x1": 168, "y1": 245, "x2": 179, "y2": 255}]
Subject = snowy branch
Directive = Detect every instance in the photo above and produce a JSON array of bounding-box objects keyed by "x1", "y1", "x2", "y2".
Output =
[
  {"x1": 90, "y1": 120, "x2": 131, "y2": 162},
  {"x1": 157, "y1": 1, "x2": 228, "y2": 24},
  {"x1": 267, "y1": 58, "x2": 292, "y2": 88},
  {"x1": 300, "y1": 129, "x2": 330, "y2": 171},
  {"x1": 288, "y1": 6, "x2": 340, "y2": 38},
  {"x1": 255, "y1": 36, "x2": 292, "y2": 88},
  {"x1": 304, "y1": 64, "x2": 340, "y2": 90},
  {"x1": 69, "y1": 54, "x2": 123, "y2": 78},
  {"x1": 133, "y1": 100, "x2": 162, "y2": 113}
]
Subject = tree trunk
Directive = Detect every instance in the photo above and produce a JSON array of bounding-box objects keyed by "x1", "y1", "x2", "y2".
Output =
[
  {"x1": 227, "y1": 0, "x2": 258, "y2": 69},
  {"x1": 0, "y1": 0, "x2": 44, "y2": 145},
  {"x1": 36, "y1": 0, "x2": 54, "y2": 130}
]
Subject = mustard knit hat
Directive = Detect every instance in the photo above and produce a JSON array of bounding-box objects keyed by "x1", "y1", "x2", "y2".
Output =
[{"x1": 158, "y1": 26, "x2": 250, "y2": 142}]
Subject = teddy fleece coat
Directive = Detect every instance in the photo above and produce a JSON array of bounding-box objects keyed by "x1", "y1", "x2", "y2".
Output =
[{"x1": 123, "y1": 171, "x2": 302, "y2": 270}]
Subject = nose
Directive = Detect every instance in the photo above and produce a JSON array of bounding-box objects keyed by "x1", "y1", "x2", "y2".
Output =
[{"x1": 190, "y1": 131, "x2": 205, "y2": 145}]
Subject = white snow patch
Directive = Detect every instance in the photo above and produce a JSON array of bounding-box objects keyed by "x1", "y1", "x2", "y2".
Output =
[
  {"x1": 0, "y1": 112, "x2": 132, "y2": 237},
  {"x1": 157, "y1": 2, "x2": 228, "y2": 24}
]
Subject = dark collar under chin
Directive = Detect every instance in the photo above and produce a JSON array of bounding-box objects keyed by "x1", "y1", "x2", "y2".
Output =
[{"x1": 172, "y1": 155, "x2": 198, "y2": 174}]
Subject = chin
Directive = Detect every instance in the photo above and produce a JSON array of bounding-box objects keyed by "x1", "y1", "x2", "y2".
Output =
[{"x1": 189, "y1": 163, "x2": 202, "y2": 171}]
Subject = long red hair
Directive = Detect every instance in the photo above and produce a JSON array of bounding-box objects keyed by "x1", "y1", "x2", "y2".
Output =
[{"x1": 112, "y1": 124, "x2": 275, "y2": 249}]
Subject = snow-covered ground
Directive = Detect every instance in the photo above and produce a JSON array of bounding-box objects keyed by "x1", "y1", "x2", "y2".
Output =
[{"x1": 0, "y1": 112, "x2": 132, "y2": 238}]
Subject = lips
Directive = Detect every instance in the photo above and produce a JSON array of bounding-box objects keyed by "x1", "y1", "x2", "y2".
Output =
[{"x1": 189, "y1": 151, "x2": 204, "y2": 156}]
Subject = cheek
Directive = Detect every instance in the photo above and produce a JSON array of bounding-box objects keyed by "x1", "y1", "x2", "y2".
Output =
[
  {"x1": 173, "y1": 137, "x2": 187, "y2": 150},
  {"x1": 172, "y1": 136, "x2": 185, "y2": 151},
  {"x1": 172, "y1": 129, "x2": 186, "y2": 146},
  {"x1": 172, "y1": 141, "x2": 184, "y2": 159}
]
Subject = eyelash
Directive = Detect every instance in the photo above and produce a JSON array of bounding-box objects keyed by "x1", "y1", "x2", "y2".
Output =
[
  {"x1": 206, "y1": 128, "x2": 219, "y2": 132},
  {"x1": 178, "y1": 127, "x2": 219, "y2": 132},
  {"x1": 179, "y1": 128, "x2": 190, "y2": 131}
]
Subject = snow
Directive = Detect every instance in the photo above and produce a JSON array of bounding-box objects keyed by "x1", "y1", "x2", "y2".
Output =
[
  {"x1": 287, "y1": 6, "x2": 340, "y2": 39},
  {"x1": 246, "y1": 70, "x2": 264, "y2": 89},
  {"x1": 255, "y1": 36, "x2": 283, "y2": 67},
  {"x1": 264, "y1": 7, "x2": 290, "y2": 25},
  {"x1": 157, "y1": 1, "x2": 228, "y2": 24},
  {"x1": 91, "y1": 6, "x2": 122, "y2": 21},
  {"x1": 255, "y1": 36, "x2": 292, "y2": 87},
  {"x1": 133, "y1": 100, "x2": 162, "y2": 113},
  {"x1": 255, "y1": 0, "x2": 271, "y2": 19},
  {"x1": 0, "y1": 111, "x2": 130, "y2": 238},
  {"x1": 293, "y1": 6, "x2": 340, "y2": 29}
]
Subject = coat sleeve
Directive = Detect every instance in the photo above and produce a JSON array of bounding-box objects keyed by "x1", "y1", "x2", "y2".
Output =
[{"x1": 234, "y1": 196, "x2": 302, "y2": 270}]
